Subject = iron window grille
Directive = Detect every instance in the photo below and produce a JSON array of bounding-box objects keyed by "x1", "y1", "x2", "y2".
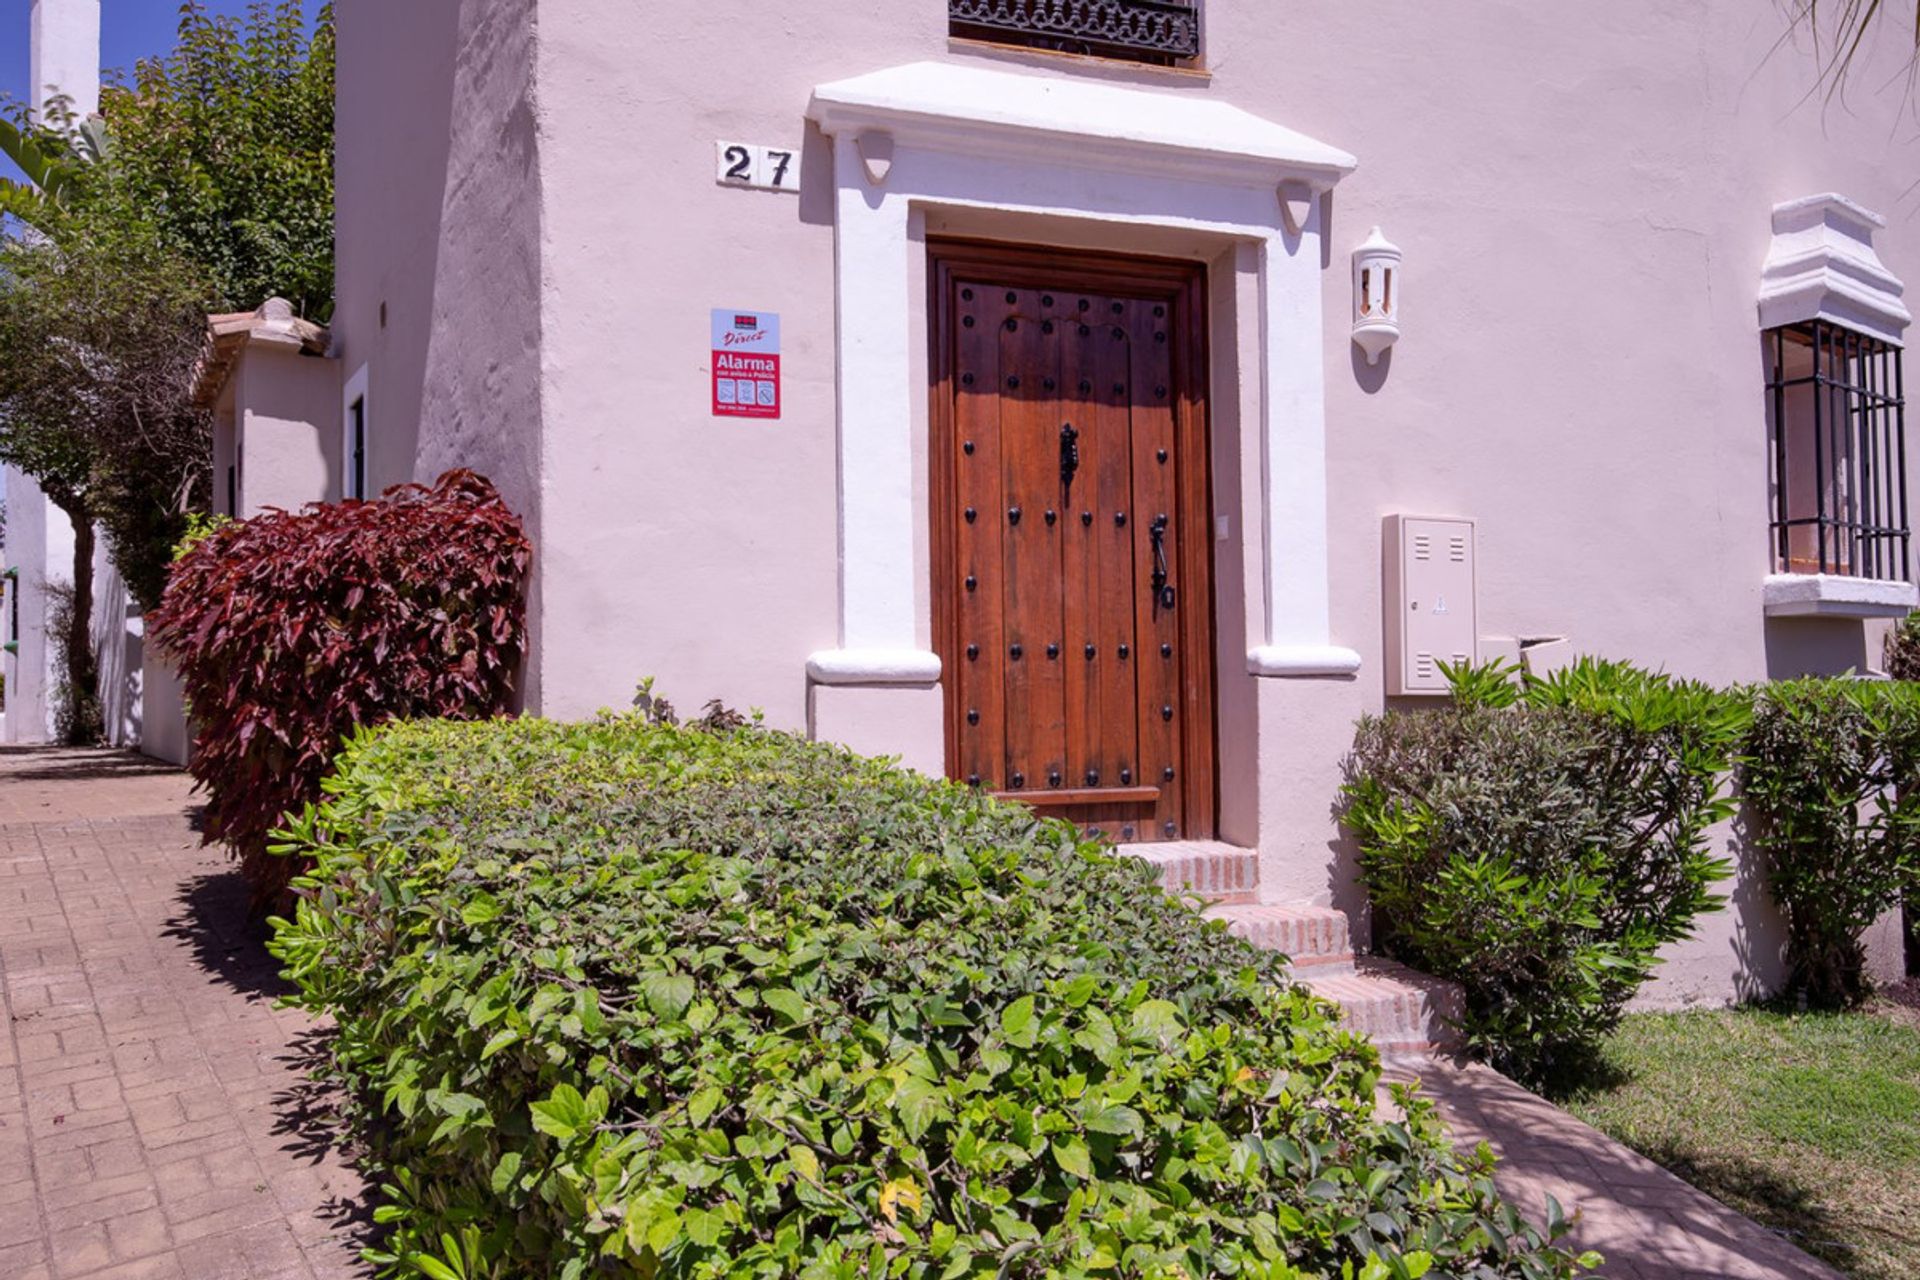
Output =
[
  {"x1": 949, "y1": 0, "x2": 1200, "y2": 65},
  {"x1": 1766, "y1": 319, "x2": 1909, "y2": 581}
]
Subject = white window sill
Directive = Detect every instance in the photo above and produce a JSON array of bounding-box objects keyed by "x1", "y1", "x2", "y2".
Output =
[{"x1": 1762, "y1": 573, "x2": 1918, "y2": 619}]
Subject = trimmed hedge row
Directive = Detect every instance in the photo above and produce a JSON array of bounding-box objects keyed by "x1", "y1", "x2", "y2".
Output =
[{"x1": 270, "y1": 715, "x2": 1591, "y2": 1280}]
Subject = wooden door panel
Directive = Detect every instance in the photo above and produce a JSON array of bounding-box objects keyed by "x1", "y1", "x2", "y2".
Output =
[
  {"x1": 952, "y1": 288, "x2": 1006, "y2": 790},
  {"x1": 1126, "y1": 300, "x2": 1183, "y2": 841},
  {"x1": 997, "y1": 292, "x2": 1068, "y2": 793},
  {"x1": 1063, "y1": 313, "x2": 1139, "y2": 796},
  {"x1": 931, "y1": 243, "x2": 1214, "y2": 843}
]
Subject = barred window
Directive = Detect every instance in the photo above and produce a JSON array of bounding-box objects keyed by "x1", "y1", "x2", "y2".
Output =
[
  {"x1": 949, "y1": 0, "x2": 1200, "y2": 66},
  {"x1": 1766, "y1": 320, "x2": 1908, "y2": 581}
]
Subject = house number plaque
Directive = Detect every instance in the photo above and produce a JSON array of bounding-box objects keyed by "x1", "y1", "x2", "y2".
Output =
[{"x1": 714, "y1": 142, "x2": 801, "y2": 193}]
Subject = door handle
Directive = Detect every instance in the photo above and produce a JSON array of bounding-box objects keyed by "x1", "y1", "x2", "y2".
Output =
[
  {"x1": 1059, "y1": 422, "x2": 1080, "y2": 491},
  {"x1": 1149, "y1": 514, "x2": 1175, "y2": 611}
]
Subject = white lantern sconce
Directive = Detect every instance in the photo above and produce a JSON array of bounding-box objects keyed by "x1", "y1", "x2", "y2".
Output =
[{"x1": 1352, "y1": 226, "x2": 1402, "y2": 365}]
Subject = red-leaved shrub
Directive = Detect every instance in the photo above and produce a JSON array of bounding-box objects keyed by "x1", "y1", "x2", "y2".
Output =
[{"x1": 150, "y1": 469, "x2": 532, "y2": 906}]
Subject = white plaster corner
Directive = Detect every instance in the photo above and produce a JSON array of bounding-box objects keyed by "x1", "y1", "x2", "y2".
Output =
[
  {"x1": 807, "y1": 648, "x2": 943, "y2": 686},
  {"x1": 1762, "y1": 573, "x2": 1918, "y2": 619},
  {"x1": 1247, "y1": 645, "x2": 1362, "y2": 678}
]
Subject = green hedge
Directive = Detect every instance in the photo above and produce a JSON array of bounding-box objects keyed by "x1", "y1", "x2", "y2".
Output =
[
  {"x1": 270, "y1": 715, "x2": 1590, "y2": 1280},
  {"x1": 1742, "y1": 678, "x2": 1920, "y2": 1006},
  {"x1": 1343, "y1": 660, "x2": 1747, "y2": 1084}
]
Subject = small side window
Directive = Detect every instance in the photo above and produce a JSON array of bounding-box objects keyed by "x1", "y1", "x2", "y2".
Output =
[
  {"x1": 342, "y1": 364, "x2": 370, "y2": 501},
  {"x1": 347, "y1": 395, "x2": 367, "y2": 500}
]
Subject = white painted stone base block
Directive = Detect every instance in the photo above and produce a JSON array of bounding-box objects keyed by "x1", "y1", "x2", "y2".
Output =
[
  {"x1": 139, "y1": 646, "x2": 191, "y2": 766},
  {"x1": 807, "y1": 682, "x2": 945, "y2": 777}
]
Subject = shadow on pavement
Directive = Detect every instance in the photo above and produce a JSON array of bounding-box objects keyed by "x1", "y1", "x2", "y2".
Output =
[{"x1": 161, "y1": 867, "x2": 295, "y2": 1004}]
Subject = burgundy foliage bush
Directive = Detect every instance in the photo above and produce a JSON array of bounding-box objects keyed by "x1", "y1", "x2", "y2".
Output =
[{"x1": 150, "y1": 469, "x2": 531, "y2": 906}]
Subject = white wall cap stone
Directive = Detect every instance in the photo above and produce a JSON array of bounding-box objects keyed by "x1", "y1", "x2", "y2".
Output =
[
  {"x1": 807, "y1": 648, "x2": 944, "y2": 686},
  {"x1": 809, "y1": 61, "x2": 1357, "y2": 188},
  {"x1": 1246, "y1": 644, "x2": 1363, "y2": 678},
  {"x1": 1759, "y1": 192, "x2": 1910, "y2": 345},
  {"x1": 1762, "y1": 572, "x2": 1918, "y2": 619},
  {"x1": 193, "y1": 297, "x2": 332, "y2": 408}
]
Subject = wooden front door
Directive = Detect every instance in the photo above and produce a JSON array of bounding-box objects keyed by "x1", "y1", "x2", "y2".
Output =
[{"x1": 931, "y1": 241, "x2": 1215, "y2": 843}]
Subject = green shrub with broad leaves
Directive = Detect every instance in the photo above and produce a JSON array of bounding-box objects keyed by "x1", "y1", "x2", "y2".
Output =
[
  {"x1": 1343, "y1": 659, "x2": 1747, "y2": 1084},
  {"x1": 1884, "y1": 610, "x2": 1920, "y2": 682},
  {"x1": 269, "y1": 714, "x2": 1593, "y2": 1280},
  {"x1": 1742, "y1": 677, "x2": 1920, "y2": 1006}
]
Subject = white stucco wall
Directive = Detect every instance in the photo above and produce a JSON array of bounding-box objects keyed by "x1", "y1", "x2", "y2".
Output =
[
  {"x1": 230, "y1": 350, "x2": 341, "y2": 517},
  {"x1": 334, "y1": 0, "x2": 544, "y2": 708},
  {"x1": 1, "y1": 470, "x2": 65, "y2": 744},
  {"x1": 333, "y1": 1, "x2": 1920, "y2": 1002}
]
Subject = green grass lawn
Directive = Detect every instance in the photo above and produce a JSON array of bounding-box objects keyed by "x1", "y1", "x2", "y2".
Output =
[{"x1": 1552, "y1": 1002, "x2": 1920, "y2": 1279}]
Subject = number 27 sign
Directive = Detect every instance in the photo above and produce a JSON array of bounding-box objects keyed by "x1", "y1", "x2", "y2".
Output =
[{"x1": 715, "y1": 141, "x2": 800, "y2": 193}]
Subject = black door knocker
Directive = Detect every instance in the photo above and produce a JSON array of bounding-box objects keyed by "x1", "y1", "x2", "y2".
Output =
[
  {"x1": 1059, "y1": 422, "x2": 1080, "y2": 492},
  {"x1": 1149, "y1": 514, "x2": 1176, "y2": 611}
]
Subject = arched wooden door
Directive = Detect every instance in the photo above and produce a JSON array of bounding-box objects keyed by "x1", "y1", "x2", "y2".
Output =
[{"x1": 930, "y1": 241, "x2": 1216, "y2": 843}]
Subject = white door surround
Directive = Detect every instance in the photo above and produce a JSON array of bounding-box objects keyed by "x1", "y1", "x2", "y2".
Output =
[{"x1": 805, "y1": 60, "x2": 1363, "y2": 688}]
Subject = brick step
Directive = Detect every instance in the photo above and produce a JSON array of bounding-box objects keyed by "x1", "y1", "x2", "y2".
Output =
[
  {"x1": 1204, "y1": 902, "x2": 1354, "y2": 974},
  {"x1": 1302, "y1": 959, "x2": 1465, "y2": 1058},
  {"x1": 1126, "y1": 840, "x2": 1259, "y2": 904}
]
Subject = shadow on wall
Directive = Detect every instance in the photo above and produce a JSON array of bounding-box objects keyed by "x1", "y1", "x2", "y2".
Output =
[
  {"x1": 1322, "y1": 755, "x2": 1372, "y2": 947},
  {"x1": 92, "y1": 589, "x2": 142, "y2": 747},
  {"x1": 415, "y1": 0, "x2": 531, "y2": 507},
  {"x1": 1763, "y1": 616, "x2": 1870, "y2": 679},
  {"x1": 1726, "y1": 803, "x2": 1791, "y2": 1003}
]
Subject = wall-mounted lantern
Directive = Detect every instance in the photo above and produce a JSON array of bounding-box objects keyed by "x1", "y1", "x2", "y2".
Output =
[{"x1": 1352, "y1": 226, "x2": 1402, "y2": 365}]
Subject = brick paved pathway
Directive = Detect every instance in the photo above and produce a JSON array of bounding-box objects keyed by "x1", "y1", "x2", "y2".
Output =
[
  {"x1": 1403, "y1": 1060, "x2": 1843, "y2": 1280},
  {"x1": 0, "y1": 746, "x2": 369, "y2": 1280}
]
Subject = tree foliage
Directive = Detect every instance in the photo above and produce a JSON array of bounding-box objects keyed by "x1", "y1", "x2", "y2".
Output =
[
  {"x1": 0, "y1": 0, "x2": 335, "y2": 731},
  {"x1": 93, "y1": 0, "x2": 336, "y2": 318},
  {"x1": 1742, "y1": 678, "x2": 1920, "y2": 1006},
  {"x1": 1788, "y1": 0, "x2": 1920, "y2": 95},
  {"x1": 0, "y1": 230, "x2": 213, "y2": 610}
]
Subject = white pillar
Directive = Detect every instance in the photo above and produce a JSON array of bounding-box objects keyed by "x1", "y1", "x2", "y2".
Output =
[
  {"x1": 29, "y1": 0, "x2": 101, "y2": 118},
  {"x1": 1245, "y1": 210, "x2": 1361, "y2": 677},
  {"x1": 805, "y1": 134, "x2": 941, "y2": 687}
]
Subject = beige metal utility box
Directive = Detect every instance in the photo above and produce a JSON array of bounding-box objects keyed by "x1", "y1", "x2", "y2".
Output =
[{"x1": 1383, "y1": 515, "x2": 1478, "y2": 696}]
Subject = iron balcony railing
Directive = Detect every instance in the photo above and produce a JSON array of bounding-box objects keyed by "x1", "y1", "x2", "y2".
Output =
[{"x1": 949, "y1": 0, "x2": 1200, "y2": 64}]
